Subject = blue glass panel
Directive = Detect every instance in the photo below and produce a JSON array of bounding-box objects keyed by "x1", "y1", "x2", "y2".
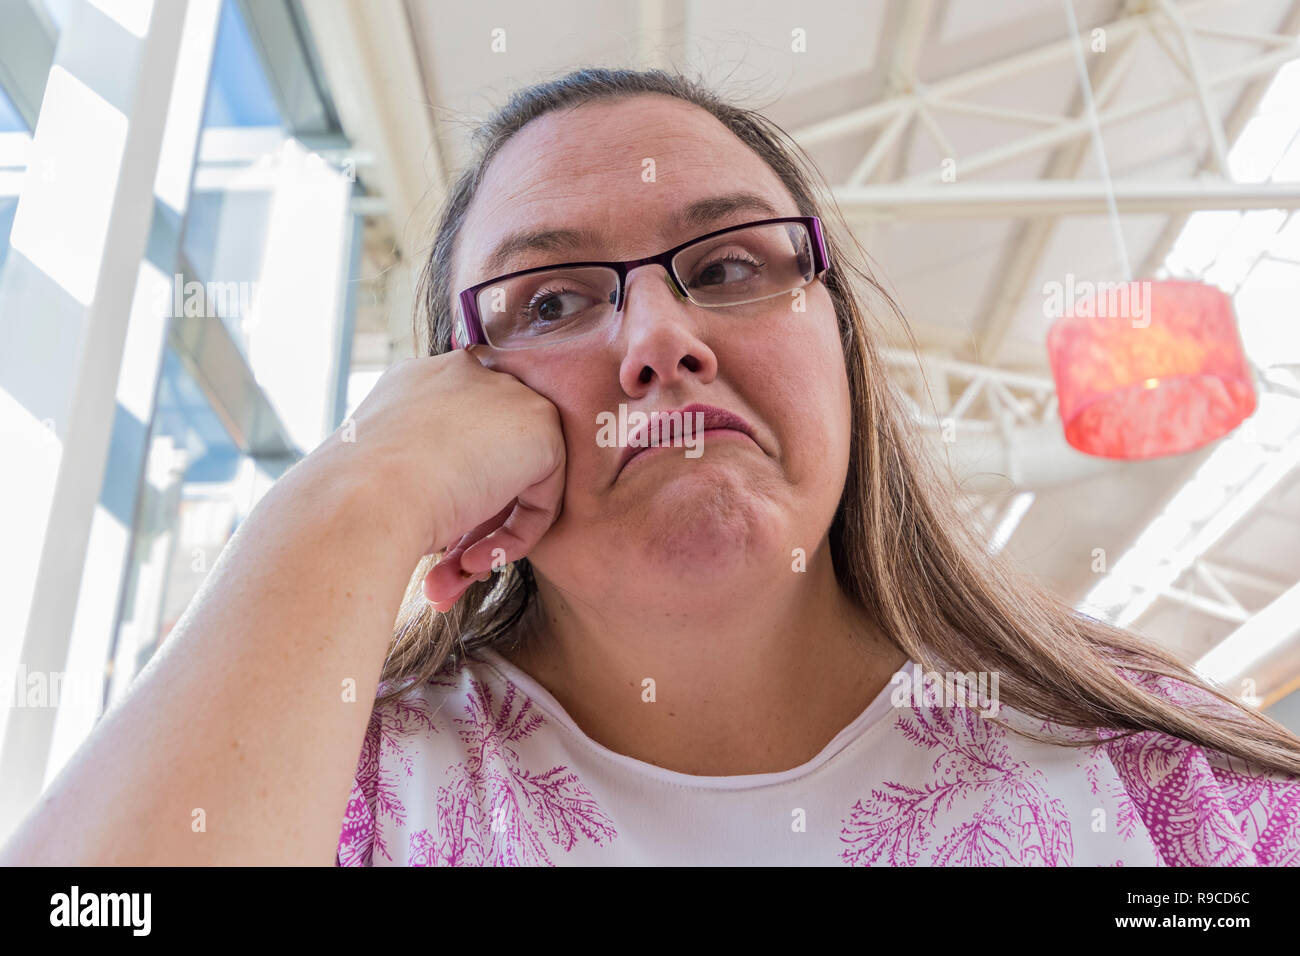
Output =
[
  {"x1": 153, "y1": 347, "x2": 243, "y2": 483},
  {"x1": 202, "y1": 0, "x2": 283, "y2": 128}
]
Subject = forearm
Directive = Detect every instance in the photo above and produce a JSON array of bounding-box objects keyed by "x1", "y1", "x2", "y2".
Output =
[{"x1": 0, "y1": 455, "x2": 422, "y2": 865}]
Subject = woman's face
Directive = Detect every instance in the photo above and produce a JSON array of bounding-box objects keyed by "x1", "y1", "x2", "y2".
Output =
[{"x1": 450, "y1": 94, "x2": 852, "y2": 602}]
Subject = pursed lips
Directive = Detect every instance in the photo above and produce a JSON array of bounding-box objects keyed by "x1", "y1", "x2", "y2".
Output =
[{"x1": 615, "y1": 402, "x2": 759, "y2": 476}]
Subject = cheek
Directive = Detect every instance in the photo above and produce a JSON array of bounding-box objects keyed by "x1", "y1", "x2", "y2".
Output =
[
  {"x1": 772, "y1": 307, "x2": 851, "y2": 488},
  {"x1": 801, "y1": 293, "x2": 851, "y2": 418},
  {"x1": 745, "y1": 293, "x2": 849, "y2": 433}
]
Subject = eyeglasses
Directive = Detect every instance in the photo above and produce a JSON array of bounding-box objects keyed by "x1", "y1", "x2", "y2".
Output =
[{"x1": 452, "y1": 215, "x2": 831, "y2": 350}]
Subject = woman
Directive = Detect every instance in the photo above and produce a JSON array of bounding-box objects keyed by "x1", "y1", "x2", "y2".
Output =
[{"x1": 4, "y1": 68, "x2": 1299, "y2": 867}]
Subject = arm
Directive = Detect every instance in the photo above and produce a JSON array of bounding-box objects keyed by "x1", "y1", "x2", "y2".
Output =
[
  {"x1": 0, "y1": 352, "x2": 564, "y2": 866},
  {"x1": 0, "y1": 449, "x2": 423, "y2": 865}
]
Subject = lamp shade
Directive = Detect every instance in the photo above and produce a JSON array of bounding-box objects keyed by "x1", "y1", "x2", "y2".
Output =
[{"x1": 1045, "y1": 279, "x2": 1256, "y2": 460}]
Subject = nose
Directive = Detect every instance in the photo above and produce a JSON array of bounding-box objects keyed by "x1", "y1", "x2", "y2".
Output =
[{"x1": 615, "y1": 263, "x2": 718, "y2": 394}]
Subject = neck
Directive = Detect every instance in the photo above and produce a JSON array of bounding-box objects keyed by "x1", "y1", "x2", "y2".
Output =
[{"x1": 498, "y1": 541, "x2": 907, "y2": 776}]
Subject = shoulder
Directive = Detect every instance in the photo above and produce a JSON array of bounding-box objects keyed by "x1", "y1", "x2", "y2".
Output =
[
  {"x1": 335, "y1": 649, "x2": 606, "y2": 866},
  {"x1": 877, "y1": 666, "x2": 1300, "y2": 866},
  {"x1": 1076, "y1": 668, "x2": 1300, "y2": 866},
  {"x1": 335, "y1": 651, "x2": 530, "y2": 866},
  {"x1": 370, "y1": 653, "x2": 506, "y2": 733}
]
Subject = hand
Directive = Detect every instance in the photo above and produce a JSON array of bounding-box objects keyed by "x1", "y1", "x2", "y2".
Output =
[{"x1": 310, "y1": 349, "x2": 566, "y2": 611}]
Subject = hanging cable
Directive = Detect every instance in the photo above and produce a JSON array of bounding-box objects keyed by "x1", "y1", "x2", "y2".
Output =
[{"x1": 1062, "y1": 0, "x2": 1134, "y2": 282}]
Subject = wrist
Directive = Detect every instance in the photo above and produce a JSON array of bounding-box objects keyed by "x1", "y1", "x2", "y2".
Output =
[{"x1": 269, "y1": 446, "x2": 435, "y2": 571}]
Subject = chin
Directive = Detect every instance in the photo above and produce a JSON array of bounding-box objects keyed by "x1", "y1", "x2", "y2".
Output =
[{"x1": 629, "y1": 472, "x2": 781, "y2": 577}]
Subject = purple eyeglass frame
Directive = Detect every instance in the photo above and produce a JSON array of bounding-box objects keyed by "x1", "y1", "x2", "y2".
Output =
[{"x1": 452, "y1": 215, "x2": 831, "y2": 349}]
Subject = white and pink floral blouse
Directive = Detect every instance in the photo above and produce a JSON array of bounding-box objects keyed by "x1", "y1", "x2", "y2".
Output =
[{"x1": 334, "y1": 649, "x2": 1300, "y2": 866}]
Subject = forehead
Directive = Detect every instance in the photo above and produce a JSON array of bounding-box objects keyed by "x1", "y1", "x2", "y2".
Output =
[{"x1": 452, "y1": 94, "x2": 800, "y2": 288}]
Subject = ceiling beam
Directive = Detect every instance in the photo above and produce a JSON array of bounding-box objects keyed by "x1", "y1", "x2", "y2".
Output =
[
  {"x1": 852, "y1": 0, "x2": 935, "y2": 251},
  {"x1": 836, "y1": 178, "x2": 1300, "y2": 218},
  {"x1": 1136, "y1": 0, "x2": 1300, "y2": 278},
  {"x1": 790, "y1": 0, "x2": 1233, "y2": 146},
  {"x1": 296, "y1": 0, "x2": 445, "y2": 255}
]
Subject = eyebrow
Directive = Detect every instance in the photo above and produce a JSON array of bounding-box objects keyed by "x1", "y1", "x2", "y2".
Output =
[{"x1": 480, "y1": 191, "x2": 783, "y2": 277}]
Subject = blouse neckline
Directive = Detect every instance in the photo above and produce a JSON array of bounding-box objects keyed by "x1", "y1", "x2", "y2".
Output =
[{"x1": 469, "y1": 645, "x2": 912, "y2": 791}]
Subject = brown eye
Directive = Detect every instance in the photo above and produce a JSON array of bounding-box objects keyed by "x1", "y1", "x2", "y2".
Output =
[
  {"x1": 691, "y1": 253, "x2": 764, "y2": 289},
  {"x1": 522, "y1": 286, "x2": 597, "y2": 328}
]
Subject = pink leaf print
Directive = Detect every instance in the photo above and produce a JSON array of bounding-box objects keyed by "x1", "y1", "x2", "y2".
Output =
[
  {"x1": 840, "y1": 705, "x2": 1074, "y2": 866},
  {"x1": 1082, "y1": 755, "x2": 1142, "y2": 842},
  {"x1": 1096, "y1": 731, "x2": 1300, "y2": 866},
  {"x1": 335, "y1": 679, "x2": 449, "y2": 866},
  {"x1": 1211, "y1": 762, "x2": 1300, "y2": 866},
  {"x1": 1083, "y1": 667, "x2": 1300, "y2": 866},
  {"x1": 409, "y1": 676, "x2": 618, "y2": 866},
  {"x1": 932, "y1": 813, "x2": 1017, "y2": 866},
  {"x1": 841, "y1": 785, "x2": 934, "y2": 866}
]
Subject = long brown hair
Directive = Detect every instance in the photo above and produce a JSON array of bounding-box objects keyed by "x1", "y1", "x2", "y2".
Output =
[{"x1": 378, "y1": 66, "x2": 1300, "y2": 777}]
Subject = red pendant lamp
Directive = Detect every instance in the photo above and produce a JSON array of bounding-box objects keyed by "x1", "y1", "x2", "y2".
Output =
[
  {"x1": 1046, "y1": 279, "x2": 1256, "y2": 460},
  {"x1": 1047, "y1": 8, "x2": 1257, "y2": 462}
]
